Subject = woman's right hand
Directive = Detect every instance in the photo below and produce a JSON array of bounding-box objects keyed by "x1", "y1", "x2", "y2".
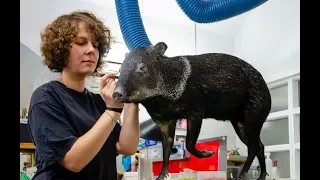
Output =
[{"x1": 100, "y1": 73, "x2": 124, "y2": 109}]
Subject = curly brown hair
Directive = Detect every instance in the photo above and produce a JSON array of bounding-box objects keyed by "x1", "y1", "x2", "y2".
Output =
[{"x1": 40, "y1": 10, "x2": 112, "y2": 74}]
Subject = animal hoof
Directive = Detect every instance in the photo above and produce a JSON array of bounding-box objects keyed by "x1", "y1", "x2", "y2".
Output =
[
  {"x1": 155, "y1": 176, "x2": 167, "y2": 180},
  {"x1": 155, "y1": 173, "x2": 169, "y2": 180},
  {"x1": 233, "y1": 178, "x2": 242, "y2": 180},
  {"x1": 200, "y1": 150, "x2": 214, "y2": 158},
  {"x1": 257, "y1": 173, "x2": 267, "y2": 180},
  {"x1": 257, "y1": 178, "x2": 266, "y2": 180}
]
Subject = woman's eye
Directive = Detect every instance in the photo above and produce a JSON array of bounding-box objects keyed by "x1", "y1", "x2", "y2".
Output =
[{"x1": 76, "y1": 41, "x2": 85, "y2": 46}]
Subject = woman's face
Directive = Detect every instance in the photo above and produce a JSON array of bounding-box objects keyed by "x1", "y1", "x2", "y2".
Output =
[{"x1": 65, "y1": 22, "x2": 100, "y2": 76}]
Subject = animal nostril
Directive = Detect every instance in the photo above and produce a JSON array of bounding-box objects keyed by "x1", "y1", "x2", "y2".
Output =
[
  {"x1": 113, "y1": 86, "x2": 125, "y2": 100},
  {"x1": 113, "y1": 92, "x2": 123, "y2": 99}
]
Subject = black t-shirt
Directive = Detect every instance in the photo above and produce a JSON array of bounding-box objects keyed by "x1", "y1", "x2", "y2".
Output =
[{"x1": 27, "y1": 80, "x2": 122, "y2": 180}]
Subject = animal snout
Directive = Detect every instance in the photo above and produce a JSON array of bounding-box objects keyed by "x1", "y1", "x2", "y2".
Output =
[
  {"x1": 113, "y1": 92, "x2": 124, "y2": 100},
  {"x1": 113, "y1": 86, "x2": 126, "y2": 101}
]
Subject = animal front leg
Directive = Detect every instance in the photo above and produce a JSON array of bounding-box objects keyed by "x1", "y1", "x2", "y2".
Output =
[
  {"x1": 155, "y1": 121, "x2": 176, "y2": 180},
  {"x1": 186, "y1": 116, "x2": 214, "y2": 158}
]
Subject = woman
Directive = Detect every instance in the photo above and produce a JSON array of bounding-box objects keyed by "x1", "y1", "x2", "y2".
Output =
[{"x1": 27, "y1": 10, "x2": 140, "y2": 180}]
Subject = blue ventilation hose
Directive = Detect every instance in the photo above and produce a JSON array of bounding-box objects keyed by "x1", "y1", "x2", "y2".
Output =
[
  {"x1": 175, "y1": 0, "x2": 267, "y2": 23},
  {"x1": 115, "y1": 0, "x2": 268, "y2": 50},
  {"x1": 115, "y1": 0, "x2": 152, "y2": 50}
]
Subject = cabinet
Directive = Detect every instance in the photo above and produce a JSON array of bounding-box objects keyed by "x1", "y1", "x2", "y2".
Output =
[
  {"x1": 260, "y1": 73, "x2": 300, "y2": 179},
  {"x1": 20, "y1": 119, "x2": 36, "y2": 167}
]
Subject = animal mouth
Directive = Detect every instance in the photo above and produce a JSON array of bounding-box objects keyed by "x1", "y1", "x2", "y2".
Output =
[
  {"x1": 112, "y1": 87, "x2": 142, "y2": 103},
  {"x1": 114, "y1": 94, "x2": 142, "y2": 104},
  {"x1": 118, "y1": 98, "x2": 133, "y2": 103},
  {"x1": 112, "y1": 93, "x2": 133, "y2": 103}
]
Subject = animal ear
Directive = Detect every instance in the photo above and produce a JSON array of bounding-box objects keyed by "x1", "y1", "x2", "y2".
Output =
[{"x1": 153, "y1": 42, "x2": 167, "y2": 56}]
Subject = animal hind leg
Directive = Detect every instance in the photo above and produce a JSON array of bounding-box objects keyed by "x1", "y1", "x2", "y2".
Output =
[
  {"x1": 256, "y1": 139, "x2": 268, "y2": 180},
  {"x1": 231, "y1": 134, "x2": 268, "y2": 180},
  {"x1": 231, "y1": 120, "x2": 250, "y2": 180},
  {"x1": 233, "y1": 114, "x2": 266, "y2": 180},
  {"x1": 155, "y1": 120, "x2": 176, "y2": 180},
  {"x1": 231, "y1": 120, "x2": 252, "y2": 179},
  {"x1": 185, "y1": 114, "x2": 214, "y2": 158},
  {"x1": 231, "y1": 120, "x2": 248, "y2": 145},
  {"x1": 233, "y1": 124, "x2": 260, "y2": 180}
]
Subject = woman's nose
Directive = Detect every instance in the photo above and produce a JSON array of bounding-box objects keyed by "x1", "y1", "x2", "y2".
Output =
[{"x1": 86, "y1": 43, "x2": 96, "y2": 54}]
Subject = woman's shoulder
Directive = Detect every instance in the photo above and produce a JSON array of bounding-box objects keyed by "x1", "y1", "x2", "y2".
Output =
[
  {"x1": 29, "y1": 81, "x2": 65, "y2": 108},
  {"x1": 86, "y1": 90, "x2": 106, "y2": 107}
]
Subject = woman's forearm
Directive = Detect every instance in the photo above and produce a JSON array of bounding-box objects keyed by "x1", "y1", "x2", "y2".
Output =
[
  {"x1": 59, "y1": 110, "x2": 120, "y2": 172},
  {"x1": 117, "y1": 103, "x2": 140, "y2": 155}
]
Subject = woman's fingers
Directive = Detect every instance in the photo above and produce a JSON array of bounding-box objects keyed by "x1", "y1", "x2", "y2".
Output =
[
  {"x1": 100, "y1": 74, "x2": 109, "y2": 90},
  {"x1": 100, "y1": 73, "x2": 116, "y2": 90},
  {"x1": 106, "y1": 78, "x2": 115, "y2": 89},
  {"x1": 101, "y1": 78, "x2": 117, "y2": 94},
  {"x1": 110, "y1": 80, "x2": 116, "y2": 91}
]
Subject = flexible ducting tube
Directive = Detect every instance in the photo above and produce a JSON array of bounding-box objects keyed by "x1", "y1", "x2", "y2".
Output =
[
  {"x1": 115, "y1": 0, "x2": 267, "y2": 49},
  {"x1": 115, "y1": 0, "x2": 152, "y2": 50},
  {"x1": 175, "y1": 0, "x2": 267, "y2": 23}
]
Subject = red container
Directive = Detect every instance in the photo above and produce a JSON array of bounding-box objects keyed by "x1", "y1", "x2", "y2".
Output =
[{"x1": 152, "y1": 140, "x2": 221, "y2": 175}]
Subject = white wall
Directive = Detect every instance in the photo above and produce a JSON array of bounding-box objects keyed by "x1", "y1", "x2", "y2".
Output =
[
  {"x1": 20, "y1": 42, "x2": 60, "y2": 109},
  {"x1": 233, "y1": 0, "x2": 300, "y2": 83},
  {"x1": 20, "y1": 43, "x2": 43, "y2": 109},
  {"x1": 233, "y1": 0, "x2": 300, "y2": 155},
  {"x1": 20, "y1": 0, "x2": 131, "y2": 57}
]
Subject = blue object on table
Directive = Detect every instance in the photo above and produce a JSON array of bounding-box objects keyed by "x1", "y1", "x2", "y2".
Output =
[
  {"x1": 122, "y1": 155, "x2": 131, "y2": 171},
  {"x1": 145, "y1": 140, "x2": 158, "y2": 147}
]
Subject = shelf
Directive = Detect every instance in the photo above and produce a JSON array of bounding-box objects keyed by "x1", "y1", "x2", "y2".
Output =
[
  {"x1": 227, "y1": 155, "x2": 246, "y2": 163},
  {"x1": 20, "y1": 143, "x2": 35, "y2": 150},
  {"x1": 265, "y1": 144, "x2": 290, "y2": 152},
  {"x1": 292, "y1": 107, "x2": 300, "y2": 115},
  {"x1": 267, "y1": 110, "x2": 288, "y2": 121},
  {"x1": 20, "y1": 119, "x2": 28, "y2": 124}
]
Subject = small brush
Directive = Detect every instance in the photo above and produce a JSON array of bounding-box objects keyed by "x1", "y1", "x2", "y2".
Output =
[{"x1": 96, "y1": 72, "x2": 119, "y2": 79}]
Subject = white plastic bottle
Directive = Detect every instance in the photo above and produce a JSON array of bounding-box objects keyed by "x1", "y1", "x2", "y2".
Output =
[
  {"x1": 265, "y1": 152, "x2": 273, "y2": 178},
  {"x1": 271, "y1": 160, "x2": 280, "y2": 179}
]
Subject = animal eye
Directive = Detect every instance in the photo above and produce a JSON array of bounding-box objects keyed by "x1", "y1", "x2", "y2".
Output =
[
  {"x1": 137, "y1": 63, "x2": 147, "y2": 73},
  {"x1": 140, "y1": 66, "x2": 146, "y2": 71}
]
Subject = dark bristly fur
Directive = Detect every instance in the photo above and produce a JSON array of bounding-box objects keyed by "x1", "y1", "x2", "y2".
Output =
[{"x1": 112, "y1": 42, "x2": 271, "y2": 180}]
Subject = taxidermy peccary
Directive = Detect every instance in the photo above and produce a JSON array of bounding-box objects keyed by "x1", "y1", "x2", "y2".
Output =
[{"x1": 112, "y1": 42, "x2": 272, "y2": 180}]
